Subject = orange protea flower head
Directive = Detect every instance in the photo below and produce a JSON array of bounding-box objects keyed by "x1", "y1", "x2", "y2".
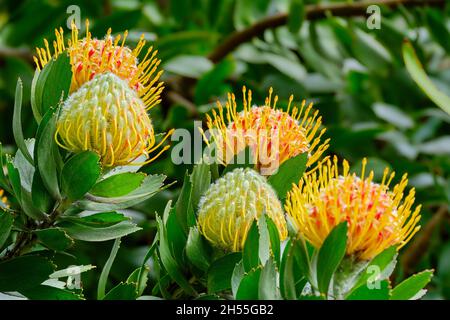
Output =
[
  {"x1": 55, "y1": 72, "x2": 172, "y2": 167},
  {"x1": 34, "y1": 20, "x2": 164, "y2": 110},
  {"x1": 0, "y1": 189, "x2": 7, "y2": 210},
  {"x1": 285, "y1": 157, "x2": 422, "y2": 260},
  {"x1": 201, "y1": 87, "x2": 329, "y2": 175},
  {"x1": 197, "y1": 168, "x2": 287, "y2": 252}
]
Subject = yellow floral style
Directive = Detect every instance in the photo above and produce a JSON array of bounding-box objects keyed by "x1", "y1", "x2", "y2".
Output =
[
  {"x1": 285, "y1": 157, "x2": 421, "y2": 260},
  {"x1": 197, "y1": 168, "x2": 287, "y2": 252},
  {"x1": 201, "y1": 87, "x2": 329, "y2": 175}
]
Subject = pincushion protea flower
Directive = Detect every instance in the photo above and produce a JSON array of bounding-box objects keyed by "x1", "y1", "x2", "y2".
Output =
[
  {"x1": 285, "y1": 157, "x2": 421, "y2": 260},
  {"x1": 34, "y1": 20, "x2": 163, "y2": 110},
  {"x1": 197, "y1": 168, "x2": 287, "y2": 252},
  {"x1": 201, "y1": 87, "x2": 329, "y2": 175},
  {"x1": 55, "y1": 72, "x2": 172, "y2": 167}
]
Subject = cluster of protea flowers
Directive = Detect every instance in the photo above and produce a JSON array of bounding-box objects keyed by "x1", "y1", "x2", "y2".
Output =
[
  {"x1": 34, "y1": 20, "x2": 170, "y2": 167},
  {"x1": 33, "y1": 20, "x2": 422, "y2": 264},
  {"x1": 198, "y1": 88, "x2": 421, "y2": 263}
]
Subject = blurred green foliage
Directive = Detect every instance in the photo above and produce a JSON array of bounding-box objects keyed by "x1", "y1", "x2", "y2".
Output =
[{"x1": 0, "y1": 0, "x2": 449, "y2": 299}]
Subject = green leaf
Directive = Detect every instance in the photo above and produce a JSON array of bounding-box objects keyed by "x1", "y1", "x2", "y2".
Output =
[
  {"x1": 0, "y1": 256, "x2": 54, "y2": 291},
  {"x1": 390, "y1": 270, "x2": 434, "y2": 300},
  {"x1": 261, "y1": 52, "x2": 307, "y2": 82},
  {"x1": 30, "y1": 69, "x2": 40, "y2": 123},
  {"x1": 317, "y1": 222, "x2": 348, "y2": 296},
  {"x1": 265, "y1": 216, "x2": 281, "y2": 267},
  {"x1": 21, "y1": 189, "x2": 46, "y2": 221},
  {"x1": 90, "y1": 172, "x2": 146, "y2": 198},
  {"x1": 156, "y1": 31, "x2": 218, "y2": 62},
  {"x1": 175, "y1": 171, "x2": 193, "y2": 233},
  {"x1": 164, "y1": 55, "x2": 213, "y2": 78},
  {"x1": 0, "y1": 211, "x2": 14, "y2": 249},
  {"x1": 35, "y1": 108, "x2": 61, "y2": 200},
  {"x1": 243, "y1": 220, "x2": 260, "y2": 272},
  {"x1": 186, "y1": 227, "x2": 211, "y2": 271},
  {"x1": 352, "y1": 28, "x2": 392, "y2": 72},
  {"x1": 59, "y1": 219, "x2": 141, "y2": 242},
  {"x1": 190, "y1": 163, "x2": 211, "y2": 210},
  {"x1": 137, "y1": 237, "x2": 158, "y2": 295},
  {"x1": 78, "y1": 174, "x2": 166, "y2": 211},
  {"x1": 31, "y1": 53, "x2": 72, "y2": 123},
  {"x1": 98, "y1": 238, "x2": 121, "y2": 300},
  {"x1": 156, "y1": 215, "x2": 197, "y2": 296},
  {"x1": 12, "y1": 78, "x2": 33, "y2": 164},
  {"x1": 346, "y1": 280, "x2": 390, "y2": 300},
  {"x1": 61, "y1": 151, "x2": 101, "y2": 201},
  {"x1": 403, "y1": 40, "x2": 450, "y2": 115},
  {"x1": 236, "y1": 268, "x2": 261, "y2": 300},
  {"x1": 288, "y1": 0, "x2": 305, "y2": 34},
  {"x1": 259, "y1": 257, "x2": 279, "y2": 300},
  {"x1": 35, "y1": 227, "x2": 74, "y2": 251},
  {"x1": 50, "y1": 265, "x2": 96, "y2": 279},
  {"x1": 425, "y1": 8, "x2": 450, "y2": 53},
  {"x1": 0, "y1": 144, "x2": 12, "y2": 193},
  {"x1": 6, "y1": 158, "x2": 22, "y2": 201},
  {"x1": 103, "y1": 283, "x2": 137, "y2": 300},
  {"x1": 231, "y1": 261, "x2": 245, "y2": 297},
  {"x1": 31, "y1": 170, "x2": 54, "y2": 213},
  {"x1": 166, "y1": 208, "x2": 188, "y2": 267},
  {"x1": 13, "y1": 141, "x2": 34, "y2": 192},
  {"x1": 372, "y1": 102, "x2": 414, "y2": 130},
  {"x1": 257, "y1": 213, "x2": 271, "y2": 266},
  {"x1": 280, "y1": 240, "x2": 303, "y2": 300},
  {"x1": 20, "y1": 285, "x2": 83, "y2": 300},
  {"x1": 292, "y1": 236, "x2": 312, "y2": 281},
  {"x1": 207, "y1": 252, "x2": 242, "y2": 293},
  {"x1": 62, "y1": 212, "x2": 129, "y2": 227},
  {"x1": 194, "y1": 59, "x2": 234, "y2": 105},
  {"x1": 349, "y1": 246, "x2": 397, "y2": 296},
  {"x1": 268, "y1": 153, "x2": 307, "y2": 200},
  {"x1": 6, "y1": 157, "x2": 44, "y2": 221},
  {"x1": 234, "y1": 0, "x2": 270, "y2": 29},
  {"x1": 127, "y1": 267, "x2": 149, "y2": 297}
]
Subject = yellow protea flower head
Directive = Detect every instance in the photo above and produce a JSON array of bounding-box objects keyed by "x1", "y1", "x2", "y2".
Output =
[
  {"x1": 55, "y1": 72, "x2": 171, "y2": 167},
  {"x1": 201, "y1": 87, "x2": 330, "y2": 175},
  {"x1": 285, "y1": 157, "x2": 422, "y2": 260},
  {"x1": 197, "y1": 168, "x2": 287, "y2": 252},
  {"x1": 34, "y1": 20, "x2": 163, "y2": 110}
]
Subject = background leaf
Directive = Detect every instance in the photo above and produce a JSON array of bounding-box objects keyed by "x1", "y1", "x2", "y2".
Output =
[{"x1": 403, "y1": 41, "x2": 450, "y2": 115}]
